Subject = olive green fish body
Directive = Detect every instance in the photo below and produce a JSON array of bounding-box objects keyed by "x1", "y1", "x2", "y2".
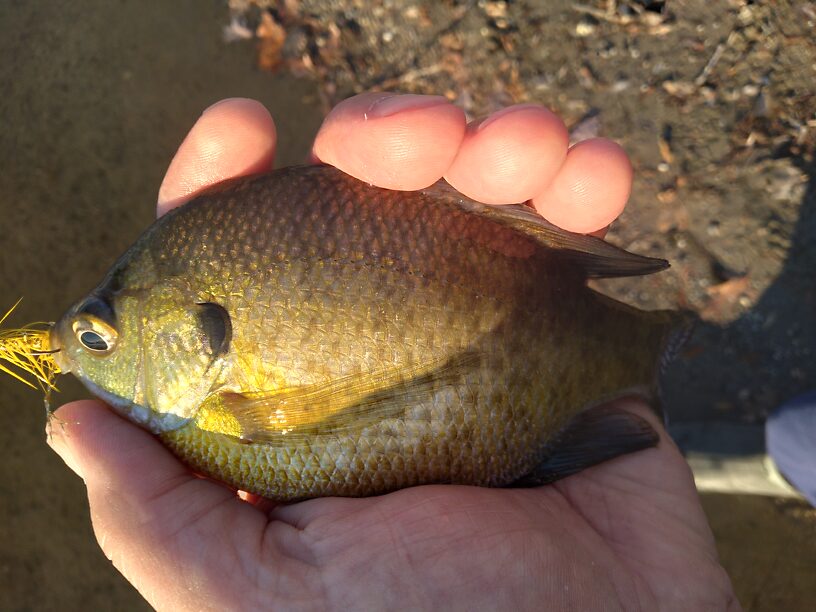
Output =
[{"x1": 51, "y1": 166, "x2": 674, "y2": 500}]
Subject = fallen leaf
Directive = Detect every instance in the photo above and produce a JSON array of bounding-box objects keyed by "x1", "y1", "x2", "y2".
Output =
[
  {"x1": 662, "y1": 80, "x2": 696, "y2": 97},
  {"x1": 657, "y1": 187, "x2": 677, "y2": 203},
  {"x1": 658, "y1": 135, "x2": 674, "y2": 164},
  {"x1": 257, "y1": 12, "x2": 287, "y2": 72},
  {"x1": 701, "y1": 276, "x2": 753, "y2": 322}
]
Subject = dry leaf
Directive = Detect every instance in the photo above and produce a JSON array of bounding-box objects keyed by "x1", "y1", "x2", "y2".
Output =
[
  {"x1": 701, "y1": 276, "x2": 753, "y2": 321},
  {"x1": 662, "y1": 80, "x2": 696, "y2": 97},
  {"x1": 657, "y1": 188, "x2": 677, "y2": 203},
  {"x1": 257, "y1": 12, "x2": 287, "y2": 71},
  {"x1": 658, "y1": 135, "x2": 674, "y2": 164}
]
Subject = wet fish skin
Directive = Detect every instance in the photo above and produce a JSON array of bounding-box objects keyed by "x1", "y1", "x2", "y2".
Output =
[{"x1": 51, "y1": 165, "x2": 673, "y2": 501}]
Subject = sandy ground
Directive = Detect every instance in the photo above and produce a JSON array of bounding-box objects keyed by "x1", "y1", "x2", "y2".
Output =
[{"x1": 0, "y1": 1, "x2": 814, "y2": 610}]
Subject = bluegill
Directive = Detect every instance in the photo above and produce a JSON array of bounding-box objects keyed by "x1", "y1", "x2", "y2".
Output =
[{"x1": 13, "y1": 165, "x2": 680, "y2": 501}]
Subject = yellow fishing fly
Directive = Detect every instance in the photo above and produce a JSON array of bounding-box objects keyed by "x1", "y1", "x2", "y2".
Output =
[{"x1": 0, "y1": 299, "x2": 60, "y2": 393}]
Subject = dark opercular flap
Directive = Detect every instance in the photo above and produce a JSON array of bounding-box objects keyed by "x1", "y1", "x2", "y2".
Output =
[{"x1": 196, "y1": 302, "x2": 232, "y2": 357}]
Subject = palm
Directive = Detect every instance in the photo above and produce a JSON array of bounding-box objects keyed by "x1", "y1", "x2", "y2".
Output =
[{"x1": 99, "y1": 407, "x2": 734, "y2": 611}]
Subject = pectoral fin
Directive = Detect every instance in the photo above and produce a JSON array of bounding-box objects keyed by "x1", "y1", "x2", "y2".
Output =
[
  {"x1": 511, "y1": 404, "x2": 659, "y2": 486},
  {"x1": 195, "y1": 351, "x2": 480, "y2": 443}
]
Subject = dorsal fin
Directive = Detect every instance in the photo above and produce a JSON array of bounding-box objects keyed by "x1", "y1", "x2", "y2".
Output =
[{"x1": 422, "y1": 180, "x2": 669, "y2": 279}]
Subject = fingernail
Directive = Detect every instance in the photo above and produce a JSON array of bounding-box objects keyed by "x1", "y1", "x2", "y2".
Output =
[
  {"x1": 478, "y1": 104, "x2": 546, "y2": 132},
  {"x1": 202, "y1": 97, "x2": 244, "y2": 115},
  {"x1": 368, "y1": 94, "x2": 449, "y2": 118},
  {"x1": 46, "y1": 418, "x2": 85, "y2": 480}
]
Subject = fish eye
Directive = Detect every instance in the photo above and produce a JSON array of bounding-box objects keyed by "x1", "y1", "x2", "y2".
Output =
[
  {"x1": 72, "y1": 317, "x2": 117, "y2": 354},
  {"x1": 79, "y1": 331, "x2": 108, "y2": 351}
]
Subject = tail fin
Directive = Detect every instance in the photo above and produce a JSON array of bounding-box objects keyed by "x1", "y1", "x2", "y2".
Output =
[
  {"x1": 658, "y1": 310, "x2": 697, "y2": 378},
  {"x1": 655, "y1": 309, "x2": 698, "y2": 424},
  {"x1": 585, "y1": 290, "x2": 696, "y2": 422}
]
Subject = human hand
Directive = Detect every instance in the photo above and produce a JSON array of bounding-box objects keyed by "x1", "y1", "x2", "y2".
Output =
[{"x1": 48, "y1": 94, "x2": 739, "y2": 611}]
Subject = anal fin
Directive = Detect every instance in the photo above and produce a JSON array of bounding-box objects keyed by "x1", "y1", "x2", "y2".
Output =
[{"x1": 510, "y1": 404, "x2": 659, "y2": 487}]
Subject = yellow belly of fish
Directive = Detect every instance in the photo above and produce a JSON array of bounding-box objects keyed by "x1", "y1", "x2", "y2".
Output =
[{"x1": 160, "y1": 378, "x2": 552, "y2": 501}]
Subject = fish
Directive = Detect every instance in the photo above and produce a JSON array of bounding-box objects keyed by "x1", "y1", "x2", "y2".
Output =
[{"x1": 4, "y1": 165, "x2": 683, "y2": 501}]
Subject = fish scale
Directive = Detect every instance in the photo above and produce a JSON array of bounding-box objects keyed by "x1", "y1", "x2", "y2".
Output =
[{"x1": 34, "y1": 165, "x2": 681, "y2": 500}]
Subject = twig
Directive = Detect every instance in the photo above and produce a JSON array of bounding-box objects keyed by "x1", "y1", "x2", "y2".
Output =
[
  {"x1": 571, "y1": 3, "x2": 633, "y2": 25},
  {"x1": 377, "y1": 64, "x2": 447, "y2": 89},
  {"x1": 694, "y1": 43, "x2": 725, "y2": 87}
]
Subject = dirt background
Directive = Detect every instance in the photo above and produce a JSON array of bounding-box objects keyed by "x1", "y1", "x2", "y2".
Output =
[{"x1": 0, "y1": 0, "x2": 814, "y2": 610}]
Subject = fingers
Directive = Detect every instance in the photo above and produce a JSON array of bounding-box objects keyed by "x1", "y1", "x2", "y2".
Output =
[
  {"x1": 157, "y1": 98, "x2": 277, "y2": 216},
  {"x1": 47, "y1": 401, "x2": 220, "y2": 515},
  {"x1": 46, "y1": 401, "x2": 266, "y2": 608},
  {"x1": 531, "y1": 139, "x2": 632, "y2": 234},
  {"x1": 313, "y1": 93, "x2": 632, "y2": 232},
  {"x1": 313, "y1": 92, "x2": 467, "y2": 190},
  {"x1": 158, "y1": 94, "x2": 632, "y2": 233},
  {"x1": 444, "y1": 104, "x2": 568, "y2": 205}
]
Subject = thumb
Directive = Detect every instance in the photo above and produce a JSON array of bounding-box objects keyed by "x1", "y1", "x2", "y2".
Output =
[
  {"x1": 47, "y1": 401, "x2": 266, "y2": 608},
  {"x1": 157, "y1": 97, "x2": 277, "y2": 216}
]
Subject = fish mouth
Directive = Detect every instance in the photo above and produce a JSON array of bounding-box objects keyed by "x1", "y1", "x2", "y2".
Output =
[
  {"x1": 47, "y1": 325, "x2": 70, "y2": 374},
  {"x1": 78, "y1": 377, "x2": 190, "y2": 434}
]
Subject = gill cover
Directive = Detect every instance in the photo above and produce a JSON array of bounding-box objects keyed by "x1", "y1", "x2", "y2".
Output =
[
  {"x1": 52, "y1": 278, "x2": 233, "y2": 431},
  {"x1": 137, "y1": 285, "x2": 232, "y2": 422}
]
